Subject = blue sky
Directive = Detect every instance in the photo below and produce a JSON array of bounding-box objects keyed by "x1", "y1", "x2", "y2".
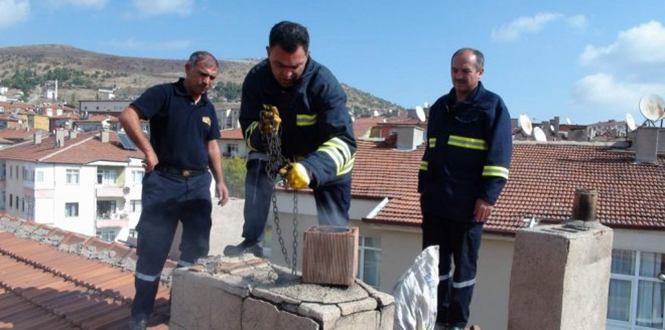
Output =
[{"x1": 1, "y1": 0, "x2": 664, "y2": 124}]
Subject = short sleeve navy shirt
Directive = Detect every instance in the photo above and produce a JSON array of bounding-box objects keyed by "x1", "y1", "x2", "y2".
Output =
[{"x1": 131, "y1": 78, "x2": 221, "y2": 170}]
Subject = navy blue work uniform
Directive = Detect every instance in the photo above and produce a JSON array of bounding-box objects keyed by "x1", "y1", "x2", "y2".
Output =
[
  {"x1": 130, "y1": 78, "x2": 220, "y2": 321},
  {"x1": 419, "y1": 82, "x2": 512, "y2": 328},
  {"x1": 239, "y1": 58, "x2": 356, "y2": 242}
]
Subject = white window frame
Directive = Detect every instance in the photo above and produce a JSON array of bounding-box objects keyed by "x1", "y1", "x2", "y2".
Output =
[
  {"x1": 65, "y1": 202, "x2": 79, "y2": 217},
  {"x1": 357, "y1": 236, "x2": 382, "y2": 289},
  {"x1": 607, "y1": 249, "x2": 665, "y2": 330},
  {"x1": 227, "y1": 143, "x2": 239, "y2": 156},
  {"x1": 97, "y1": 169, "x2": 117, "y2": 186},
  {"x1": 130, "y1": 199, "x2": 142, "y2": 213},
  {"x1": 36, "y1": 171, "x2": 44, "y2": 183},
  {"x1": 131, "y1": 170, "x2": 144, "y2": 185},
  {"x1": 65, "y1": 169, "x2": 80, "y2": 184}
]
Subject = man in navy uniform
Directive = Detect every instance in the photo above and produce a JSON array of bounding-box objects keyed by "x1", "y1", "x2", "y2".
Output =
[
  {"x1": 224, "y1": 21, "x2": 356, "y2": 257},
  {"x1": 419, "y1": 48, "x2": 511, "y2": 330},
  {"x1": 119, "y1": 51, "x2": 229, "y2": 330}
]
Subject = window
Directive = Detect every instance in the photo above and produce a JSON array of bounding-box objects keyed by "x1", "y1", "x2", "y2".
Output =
[
  {"x1": 9, "y1": 194, "x2": 12, "y2": 207},
  {"x1": 66, "y1": 169, "x2": 79, "y2": 184},
  {"x1": 132, "y1": 170, "x2": 144, "y2": 184},
  {"x1": 226, "y1": 144, "x2": 239, "y2": 156},
  {"x1": 21, "y1": 198, "x2": 24, "y2": 212},
  {"x1": 97, "y1": 200, "x2": 117, "y2": 219},
  {"x1": 129, "y1": 229, "x2": 137, "y2": 238},
  {"x1": 608, "y1": 249, "x2": 664, "y2": 329},
  {"x1": 15, "y1": 196, "x2": 18, "y2": 210},
  {"x1": 225, "y1": 116, "x2": 233, "y2": 128},
  {"x1": 96, "y1": 229, "x2": 118, "y2": 242},
  {"x1": 97, "y1": 169, "x2": 117, "y2": 185},
  {"x1": 36, "y1": 171, "x2": 44, "y2": 183},
  {"x1": 130, "y1": 200, "x2": 142, "y2": 213},
  {"x1": 358, "y1": 236, "x2": 382, "y2": 288},
  {"x1": 65, "y1": 203, "x2": 79, "y2": 217}
]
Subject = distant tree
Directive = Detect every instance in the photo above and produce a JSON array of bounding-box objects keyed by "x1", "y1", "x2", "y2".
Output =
[{"x1": 222, "y1": 156, "x2": 247, "y2": 198}]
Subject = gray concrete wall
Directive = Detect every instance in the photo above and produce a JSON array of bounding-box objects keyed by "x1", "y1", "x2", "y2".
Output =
[{"x1": 508, "y1": 221, "x2": 613, "y2": 330}]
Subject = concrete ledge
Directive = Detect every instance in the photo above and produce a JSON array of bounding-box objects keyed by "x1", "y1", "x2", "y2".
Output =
[{"x1": 170, "y1": 255, "x2": 395, "y2": 330}]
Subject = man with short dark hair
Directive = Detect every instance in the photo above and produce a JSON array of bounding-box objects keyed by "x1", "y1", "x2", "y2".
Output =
[
  {"x1": 225, "y1": 21, "x2": 355, "y2": 257},
  {"x1": 419, "y1": 48, "x2": 511, "y2": 330},
  {"x1": 119, "y1": 50, "x2": 229, "y2": 330}
]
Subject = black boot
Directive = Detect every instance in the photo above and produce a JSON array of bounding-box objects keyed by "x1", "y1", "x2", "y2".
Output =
[
  {"x1": 223, "y1": 239, "x2": 263, "y2": 257},
  {"x1": 129, "y1": 277, "x2": 160, "y2": 329}
]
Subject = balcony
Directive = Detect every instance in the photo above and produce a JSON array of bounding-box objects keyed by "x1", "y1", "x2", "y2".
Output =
[
  {"x1": 96, "y1": 186, "x2": 124, "y2": 197},
  {"x1": 96, "y1": 212, "x2": 129, "y2": 228}
]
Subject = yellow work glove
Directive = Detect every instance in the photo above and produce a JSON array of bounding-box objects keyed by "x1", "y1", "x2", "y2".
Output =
[
  {"x1": 279, "y1": 163, "x2": 311, "y2": 189},
  {"x1": 261, "y1": 105, "x2": 281, "y2": 135}
]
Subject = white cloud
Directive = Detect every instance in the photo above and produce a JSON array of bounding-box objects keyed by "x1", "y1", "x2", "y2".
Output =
[
  {"x1": 491, "y1": 12, "x2": 563, "y2": 41},
  {"x1": 573, "y1": 21, "x2": 665, "y2": 117},
  {"x1": 130, "y1": 0, "x2": 193, "y2": 17},
  {"x1": 580, "y1": 21, "x2": 665, "y2": 69},
  {"x1": 0, "y1": 0, "x2": 30, "y2": 29},
  {"x1": 108, "y1": 37, "x2": 192, "y2": 50},
  {"x1": 567, "y1": 15, "x2": 587, "y2": 29},
  {"x1": 572, "y1": 73, "x2": 665, "y2": 116},
  {"x1": 45, "y1": 0, "x2": 108, "y2": 9}
]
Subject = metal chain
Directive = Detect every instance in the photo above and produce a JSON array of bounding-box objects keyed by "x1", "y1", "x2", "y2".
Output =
[{"x1": 261, "y1": 108, "x2": 299, "y2": 276}]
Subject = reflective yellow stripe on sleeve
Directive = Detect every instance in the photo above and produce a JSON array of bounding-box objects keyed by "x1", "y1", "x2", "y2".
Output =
[
  {"x1": 317, "y1": 137, "x2": 355, "y2": 176},
  {"x1": 429, "y1": 138, "x2": 437, "y2": 148},
  {"x1": 296, "y1": 114, "x2": 317, "y2": 126},
  {"x1": 482, "y1": 165, "x2": 509, "y2": 179},
  {"x1": 245, "y1": 121, "x2": 259, "y2": 151},
  {"x1": 420, "y1": 161, "x2": 428, "y2": 170},
  {"x1": 448, "y1": 135, "x2": 488, "y2": 151}
]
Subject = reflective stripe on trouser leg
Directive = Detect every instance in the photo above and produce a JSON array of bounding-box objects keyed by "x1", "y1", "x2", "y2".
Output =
[
  {"x1": 242, "y1": 158, "x2": 273, "y2": 242},
  {"x1": 449, "y1": 222, "x2": 483, "y2": 328}
]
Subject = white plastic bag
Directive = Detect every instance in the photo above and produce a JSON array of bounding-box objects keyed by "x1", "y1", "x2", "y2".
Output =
[{"x1": 393, "y1": 245, "x2": 440, "y2": 330}]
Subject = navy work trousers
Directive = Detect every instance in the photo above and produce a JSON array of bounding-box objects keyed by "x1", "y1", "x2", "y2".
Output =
[
  {"x1": 132, "y1": 170, "x2": 213, "y2": 320},
  {"x1": 242, "y1": 158, "x2": 351, "y2": 243},
  {"x1": 422, "y1": 214, "x2": 484, "y2": 328}
]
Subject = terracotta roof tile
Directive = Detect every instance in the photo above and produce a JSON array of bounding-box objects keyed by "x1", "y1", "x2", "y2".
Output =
[
  {"x1": 0, "y1": 218, "x2": 171, "y2": 329},
  {"x1": 353, "y1": 141, "x2": 665, "y2": 234},
  {"x1": 0, "y1": 131, "x2": 143, "y2": 163},
  {"x1": 220, "y1": 128, "x2": 243, "y2": 140},
  {"x1": 353, "y1": 117, "x2": 385, "y2": 139}
]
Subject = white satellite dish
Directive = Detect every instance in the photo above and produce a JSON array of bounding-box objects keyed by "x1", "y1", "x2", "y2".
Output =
[
  {"x1": 638, "y1": 94, "x2": 665, "y2": 122},
  {"x1": 549, "y1": 124, "x2": 555, "y2": 133},
  {"x1": 533, "y1": 127, "x2": 547, "y2": 142},
  {"x1": 566, "y1": 117, "x2": 572, "y2": 125},
  {"x1": 424, "y1": 102, "x2": 429, "y2": 108},
  {"x1": 626, "y1": 113, "x2": 637, "y2": 131},
  {"x1": 518, "y1": 114, "x2": 533, "y2": 136},
  {"x1": 415, "y1": 106, "x2": 426, "y2": 122}
]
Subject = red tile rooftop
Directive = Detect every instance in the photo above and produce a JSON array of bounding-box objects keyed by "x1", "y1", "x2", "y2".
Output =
[
  {"x1": 353, "y1": 140, "x2": 665, "y2": 234},
  {"x1": 220, "y1": 128, "x2": 243, "y2": 140},
  {"x1": 0, "y1": 217, "x2": 171, "y2": 329}
]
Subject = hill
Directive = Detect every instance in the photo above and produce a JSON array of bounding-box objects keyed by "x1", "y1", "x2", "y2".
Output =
[{"x1": 0, "y1": 44, "x2": 401, "y2": 111}]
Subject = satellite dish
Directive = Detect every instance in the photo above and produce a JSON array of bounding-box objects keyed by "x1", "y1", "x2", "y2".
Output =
[
  {"x1": 626, "y1": 113, "x2": 637, "y2": 131},
  {"x1": 549, "y1": 124, "x2": 555, "y2": 133},
  {"x1": 566, "y1": 117, "x2": 572, "y2": 125},
  {"x1": 424, "y1": 102, "x2": 429, "y2": 108},
  {"x1": 415, "y1": 106, "x2": 426, "y2": 122},
  {"x1": 638, "y1": 94, "x2": 665, "y2": 122},
  {"x1": 533, "y1": 127, "x2": 547, "y2": 142},
  {"x1": 518, "y1": 114, "x2": 533, "y2": 136}
]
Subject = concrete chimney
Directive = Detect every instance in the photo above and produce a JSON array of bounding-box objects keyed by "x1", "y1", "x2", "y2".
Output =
[
  {"x1": 55, "y1": 130, "x2": 65, "y2": 148},
  {"x1": 101, "y1": 130, "x2": 110, "y2": 143},
  {"x1": 634, "y1": 127, "x2": 659, "y2": 164},
  {"x1": 394, "y1": 126, "x2": 424, "y2": 151},
  {"x1": 69, "y1": 130, "x2": 78, "y2": 140},
  {"x1": 551, "y1": 116, "x2": 560, "y2": 135},
  {"x1": 33, "y1": 132, "x2": 41, "y2": 145}
]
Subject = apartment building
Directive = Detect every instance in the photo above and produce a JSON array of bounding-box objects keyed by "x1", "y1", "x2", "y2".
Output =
[{"x1": 0, "y1": 130, "x2": 145, "y2": 242}]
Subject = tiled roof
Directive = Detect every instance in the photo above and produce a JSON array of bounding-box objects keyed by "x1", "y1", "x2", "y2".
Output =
[
  {"x1": 0, "y1": 129, "x2": 42, "y2": 141},
  {"x1": 0, "y1": 216, "x2": 171, "y2": 329},
  {"x1": 220, "y1": 128, "x2": 243, "y2": 140},
  {"x1": 0, "y1": 131, "x2": 143, "y2": 163},
  {"x1": 353, "y1": 117, "x2": 385, "y2": 139},
  {"x1": 352, "y1": 140, "x2": 665, "y2": 234}
]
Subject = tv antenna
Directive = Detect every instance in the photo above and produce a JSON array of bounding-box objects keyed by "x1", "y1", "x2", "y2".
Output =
[
  {"x1": 638, "y1": 94, "x2": 665, "y2": 127},
  {"x1": 518, "y1": 114, "x2": 533, "y2": 136},
  {"x1": 533, "y1": 126, "x2": 547, "y2": 142},
  {"x1": 415, "y1": 106, "x2": 426, "y2": 123}
]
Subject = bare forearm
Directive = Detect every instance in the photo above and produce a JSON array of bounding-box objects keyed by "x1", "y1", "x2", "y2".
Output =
[
  {"x1": 207, "y1": 140, "x2": 224, "y2": 183},
  {"x1": 119, "y1": 106, "x2": 154, "y2": 157}
]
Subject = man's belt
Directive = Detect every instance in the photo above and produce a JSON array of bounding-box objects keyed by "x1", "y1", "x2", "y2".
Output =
[{"x1": 155, "y1": 165, "x2": 207, "y2": 178}]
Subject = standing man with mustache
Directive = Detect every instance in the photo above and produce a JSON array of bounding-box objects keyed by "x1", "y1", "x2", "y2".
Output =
[
  {"x1": 225, "y1": 21, "x2": 355, "y2": 257},
  {"x1": 119, "y1": 51, "x2": 229, "y2": 330},
  {"x1": 419, "y1": 48, "x2": 512, "y2": 330}
]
